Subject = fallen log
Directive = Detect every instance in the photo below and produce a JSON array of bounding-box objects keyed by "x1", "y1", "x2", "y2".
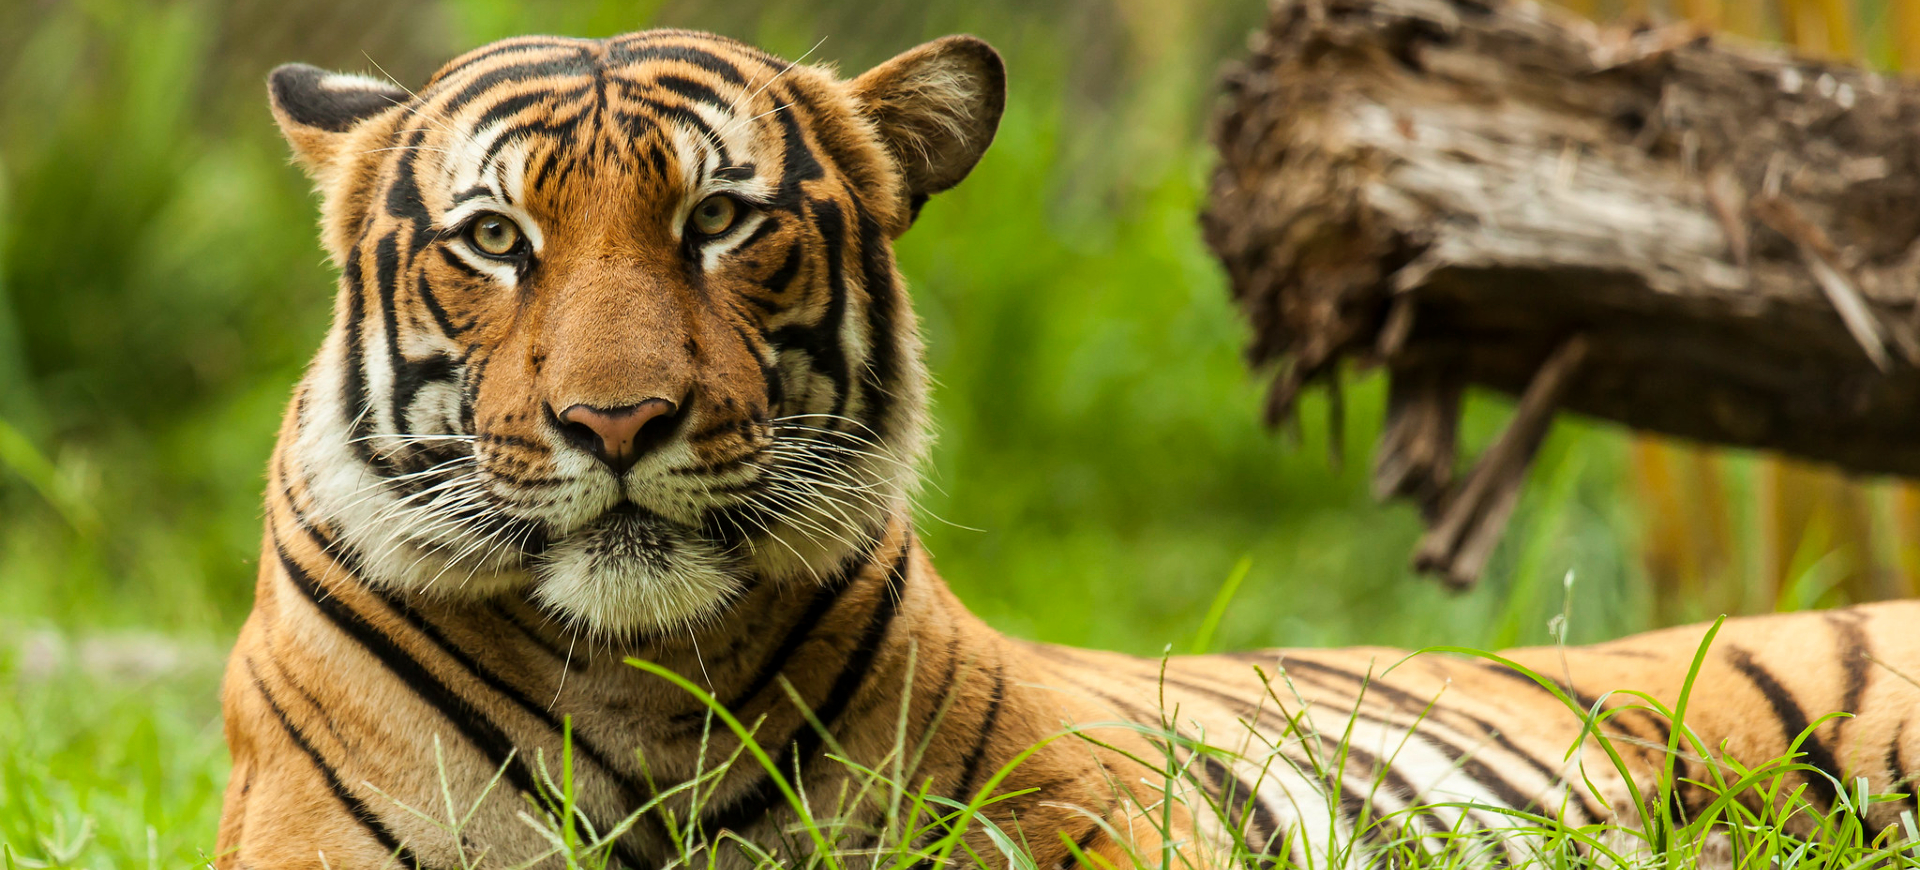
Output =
[{"x1": 1203, "y1": 0, "x2": 1920, "y2": 588}]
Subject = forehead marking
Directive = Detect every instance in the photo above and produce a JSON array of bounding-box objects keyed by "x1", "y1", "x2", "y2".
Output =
[
  {"x1": 399, "y1": 35, "x2": 812, "y2": 232},
  {"x1": 605, "y1": 41, "x2": 754, "y2": 86}
]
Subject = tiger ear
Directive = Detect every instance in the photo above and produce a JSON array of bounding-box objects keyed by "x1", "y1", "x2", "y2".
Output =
[
  {"x1": 268, "y1": 64, "x2": 409, "y2": 175},
  {"x1": 850, "y1": 36, "x2": 1006, "y2": 213}
]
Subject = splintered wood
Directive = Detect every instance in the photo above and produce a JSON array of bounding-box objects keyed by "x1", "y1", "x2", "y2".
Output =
[{"x1": 1204, "y1": 0, "x2": 1920, "y2": 588}]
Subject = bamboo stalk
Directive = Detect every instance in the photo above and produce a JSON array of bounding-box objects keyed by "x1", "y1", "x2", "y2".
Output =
[
  {"x1": 1815, "y1": 0, "x2": 1858, "y2": 57},
  {"x1": 1607, "y1": 0, "x2": 1745, "y2": 623},
  {"x1": 1757, "y1": 0, "x2": 1878, "y2": 607},
  {"x1": 1720, "y1": 1, "x2": 1780, "y2": 53},
  {"x1": 1898, "y1": 0, "x2": 1920, "y2": 70},
  {"x1": 1894, "y1": 486, "x2": 1920, "y2": 595},
  {"x1": 1880, "y1": 0, "x2": 1920, "y2": 597},
  {"x1": 1553, "y1": 0, "x2": 1602, "y2": 19},
  {"x1": 1674, "y1": 0, "x2": 1721, "y2": 27}
]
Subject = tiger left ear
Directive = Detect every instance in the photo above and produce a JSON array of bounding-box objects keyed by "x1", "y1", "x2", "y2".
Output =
[
  {"x1": 850, "y1": 36, "x2": 1006, "y2": 227},
  {"x1": 268, "y1": 64, "x2": 410, "y2": 176}
]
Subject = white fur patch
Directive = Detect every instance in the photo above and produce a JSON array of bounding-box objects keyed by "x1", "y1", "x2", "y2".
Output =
[{"x1": 529, "y1": 509, "x2": 744, "y2": 635}]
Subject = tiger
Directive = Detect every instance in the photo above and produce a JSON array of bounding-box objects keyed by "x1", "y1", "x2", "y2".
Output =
[{"x1": 219, "y1": 26, "x2": 1920, "y2": 870}]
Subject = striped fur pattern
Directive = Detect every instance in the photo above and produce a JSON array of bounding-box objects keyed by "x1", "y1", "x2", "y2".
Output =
[{"x1": 221, "y1": 28, "x2": 1920, "y2": 870}]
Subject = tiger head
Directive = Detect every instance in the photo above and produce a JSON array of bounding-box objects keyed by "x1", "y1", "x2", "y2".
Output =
[{"x1": 268, "y1": 31, "x2": 1003, "y2": 636}]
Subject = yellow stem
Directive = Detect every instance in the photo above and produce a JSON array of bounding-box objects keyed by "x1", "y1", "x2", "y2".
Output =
[{"x1": 1897, "y1": 0, "x2": 1920, "y2": 70}]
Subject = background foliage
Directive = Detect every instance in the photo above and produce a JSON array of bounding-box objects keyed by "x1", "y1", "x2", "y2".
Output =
[{"x1": 0, "y1": 0, "x2": 1912, "y2": 864}]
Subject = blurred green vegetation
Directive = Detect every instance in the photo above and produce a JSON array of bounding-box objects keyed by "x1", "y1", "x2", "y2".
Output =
[
  {"x1": 0, "y1": 0, "x2": 1659, "y2": 656},
  {"x1": 9, "y1": 0, "x2": 1904, "y2": 863}
]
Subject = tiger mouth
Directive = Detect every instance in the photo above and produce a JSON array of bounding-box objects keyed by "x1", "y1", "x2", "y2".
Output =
[
  {"x1": 526, "y1": 496, "x2": 751, "y2": 634},
  {"x1": 572, "y1": 504, "x2": 684, "y2": 561},
  {"x1": 581, "y1": 500, "x2": 691, "y2": 547},
  {"x1": 601, "y1": 499, "x2": 652, "y2": 521},
  {"x1": 544, "y1": 498, "x2": 750, "y2": 562}
]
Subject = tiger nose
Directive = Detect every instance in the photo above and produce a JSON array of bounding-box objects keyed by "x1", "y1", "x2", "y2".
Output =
[{"x1": 554, "y1": 399, "x2": 680, "y2": 473}]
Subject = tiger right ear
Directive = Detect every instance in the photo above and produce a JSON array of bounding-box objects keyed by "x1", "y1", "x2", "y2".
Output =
[
  {"x1": 268, "y1": 64, "x2": 409, "y2": 174},
  {"x1": 850, "y1": 36, "x2": 1006, "y2": 227}
]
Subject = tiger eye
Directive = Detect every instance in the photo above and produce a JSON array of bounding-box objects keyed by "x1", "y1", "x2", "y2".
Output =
[
  {"x1": 468, "y1": 214, "x2": 522, "y2": 256},
  {"x1": 689, "y1": 195, "x2": 739, "y2": 236}
]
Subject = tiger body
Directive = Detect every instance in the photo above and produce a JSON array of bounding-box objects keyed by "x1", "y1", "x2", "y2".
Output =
[{"x1": 220, "y1": 27, "x2": 1920, "y2": 870}]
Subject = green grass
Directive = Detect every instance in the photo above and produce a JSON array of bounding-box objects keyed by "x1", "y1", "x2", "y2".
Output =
[
  {"x1": 0, "y1": 0, "x2": 1851, "y2": 865},
  {"x1": 26, "y1": 633, "x2": 1904, "y2": 870},
  {"x1": 1, "y1": 652, "x2": 227, "y2": 868}
]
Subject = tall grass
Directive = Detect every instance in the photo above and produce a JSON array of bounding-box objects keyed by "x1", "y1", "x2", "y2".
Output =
[{"x1": 98, "y1": 635, "x2": 1915, "y2": 870}]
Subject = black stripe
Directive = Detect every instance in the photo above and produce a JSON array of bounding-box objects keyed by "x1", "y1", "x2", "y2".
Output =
[
  {"x1": 1152, "y1": 671, "x2": 1452, "y2": 847},
  {"x1": 1196, "y1": 754, "x2": 1250, "y2": 839},
  {"x1": 772, "y1": 99, "x2": 824, "y2": 191},
  {"x1": 952, "y1": 663, "x2": 1007, "y2": 800},
  {"x1": 476, "y1": 114, "x2": 590, "y2": 182},
  {"x1": 427, "y1": 38, "x2": 585, "y2": 88},
  {"x1": 1189, "y1": 751, "x2": 1299, "y2": 870},
  {"x1": 642, "y1": 141, "x2": 672, "y2": 183},
  {"x1": 390, "y1": 353, "x2": 457, "y2": 438},
  {"x1": 1067, "y1": 677, "x2": 1287, "y2": 860},
  {"x1": 774, "y1": 82, "x2": 865, "y2": 190},
  {"x1": 608, "y1": 29, "x2": 784, "y2": 67},
  {"x1": 673, "y1": 553, "x2": 867, "y2": 731},
  {"x1": 610, "y1": 100, "x2": 726, "y2": 162},
  {"x1": 728, "y1": 214, "x2": 782, "y2": 260},
  {"x1": 912, "y1": 635, "x2": 968, "y2": 757},
  {"x1": 286, "y1": 526, "x2": 629, "y2": 772},
  {"x1": 1889, "y1": 721, "x2": 1917, "y2": 818},
  {"x1": 1332, "y1": 736, "x2": 1455, "y2": 839},
  {"x1": 339, "y1": 233, "x2": 376, "y2": 457},
  {"x1": 457, "y1": 353, "x2": 489, "y2": 435},
  {"x1": 851, "y1": 194, "x2": 900, "y2": 444},
  {"x1": 383, "y1": 128, "x2": 432, "y2": 225},
  {"x1": 1066, "y1": 822, "x2": 1106, "y2": 868},
  {"x1": 1275, "y1": 657, "x2": 1606, "y2": 824},
  {"x1": 437, "y1": 53, "x2": 597, "y2": 116},
  {"x1": 415, "y1": 273, "x2": 466, "y2": 337},
  {"x1": 486, "y1": 600, "x2": 584, "y2": 670},
  {"x1": 373, "y1": 231, "x2": 411, "y2": 475},
  {"x1": 1829, "y1": 611, "x2": 1871, "y2": 720},
  {"x1": 370, "y1": 583, "x2": 666, "y2": 826},
  {"x1": 472, "y1": 86, "x2": 589, "y2": 135},
  {"x1": 434, "y1": 245, "x2": 485, "y2": 280},
  {"x1": 247, "y1": 659, "x2": 427, "y2": 868},
  {"x1": 758, "y1": 243, "x2": 803, "y2": 296},
  {"x1": 768, "y1": 199, "x2": 852, "y2": 416},
  {"x1": 529, "y1": 147, "x2": 565, "y2": 194},
  {"x1": 651, "y1": 73, "x2": 734, "y2": 111},
  {"x1": 272, "y1": 542, "x2": 643, "y2": 867},
  {"x1": 701, "y1": 541, "x2": 908, "y2": 833},
  {"x1": 606, "y1": 43, "x2": 750, "y2": 87},
  {"x1": 1726, "y1": 645, "x2": 1847, "y2": 813},
  {"x1": 1475, "y1": 660, "x2": 1674, "y2": 763}
]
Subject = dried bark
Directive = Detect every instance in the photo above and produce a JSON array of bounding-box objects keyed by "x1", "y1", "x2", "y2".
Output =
[{"x1": 1203, "y1": 0, "x2": 1920, "y2": 587}]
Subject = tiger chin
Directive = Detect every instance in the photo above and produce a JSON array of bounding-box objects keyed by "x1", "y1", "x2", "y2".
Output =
[{"x1": 222, "y1": 26, "x2": 1920, "y2": 870}]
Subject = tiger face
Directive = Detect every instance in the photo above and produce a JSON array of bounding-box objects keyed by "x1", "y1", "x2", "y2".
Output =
[{"x1": 269, "y1": 30, "x2": 1003, "y2": 636}]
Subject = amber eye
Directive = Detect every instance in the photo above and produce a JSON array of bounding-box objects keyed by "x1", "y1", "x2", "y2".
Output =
[
  {"x1": 689, "y1": 195, "x2": 739, "y2": 237},
  {"x1": 467, "y1": 213, "x2": 524, "y2": 257}
]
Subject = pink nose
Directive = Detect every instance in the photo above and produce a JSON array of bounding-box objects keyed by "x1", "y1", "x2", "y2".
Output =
[{"x1": 555, "y1": 399, "x2": 679, "y2": 472}]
